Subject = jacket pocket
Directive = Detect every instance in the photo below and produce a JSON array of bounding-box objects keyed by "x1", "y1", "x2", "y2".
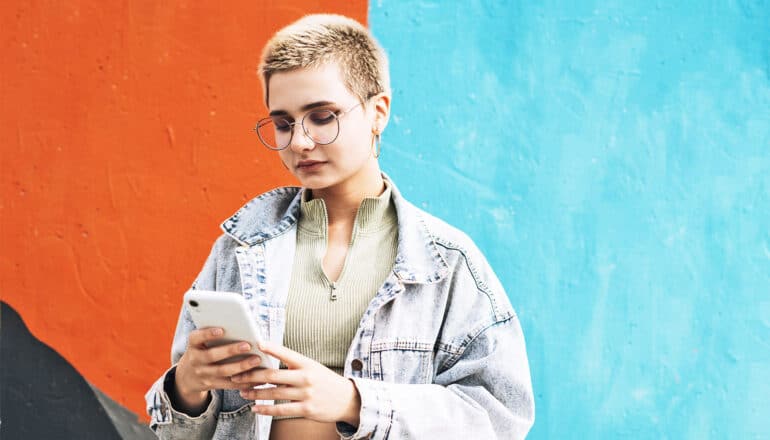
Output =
[{"x1": 370, "y1": 340, "x2": 434, "y2": 384}]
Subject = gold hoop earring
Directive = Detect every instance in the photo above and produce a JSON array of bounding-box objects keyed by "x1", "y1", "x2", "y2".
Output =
[{"x1": 371, "y1": 133, "x2": 382, "y2": 158}]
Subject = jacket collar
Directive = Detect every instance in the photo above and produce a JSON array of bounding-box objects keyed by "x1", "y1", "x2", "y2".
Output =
[{"x1": 220, "y1": 173, "x2": 448, "y2": 284}]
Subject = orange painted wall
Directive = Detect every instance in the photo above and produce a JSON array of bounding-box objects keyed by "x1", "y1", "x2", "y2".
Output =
[{"x1": 1, "y1": 1, "x2": 367, "y2": 419}]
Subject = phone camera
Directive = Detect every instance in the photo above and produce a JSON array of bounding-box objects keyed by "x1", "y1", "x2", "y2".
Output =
[{"x1": 189, "y1": 300, "x2": 199, "y2": 307}]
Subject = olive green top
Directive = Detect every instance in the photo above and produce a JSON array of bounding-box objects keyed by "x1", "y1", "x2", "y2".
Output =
[{"x1": 283, "y1": 180, "x2": 398, "y2": 372}]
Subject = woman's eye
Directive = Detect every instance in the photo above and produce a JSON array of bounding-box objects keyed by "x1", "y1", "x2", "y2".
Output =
[
  {"x1": 274, "y1": 120, "x2": 292, "y2": 132},
  {"x1": 308, "y1": 111, "x2": 336, "y2": 125}
]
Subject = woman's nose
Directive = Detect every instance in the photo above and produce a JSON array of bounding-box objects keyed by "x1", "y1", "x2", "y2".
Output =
[{"x1": 288, "y1": 126, "x2": 315, "y2": 152}]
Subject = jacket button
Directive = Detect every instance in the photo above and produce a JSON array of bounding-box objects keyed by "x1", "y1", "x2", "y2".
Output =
[{"x1": 351, "y1": 359, "x2": 364, "y2": 371}]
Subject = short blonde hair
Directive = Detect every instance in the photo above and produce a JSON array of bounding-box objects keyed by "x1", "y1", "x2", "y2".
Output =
[{"x1": 259, "y1": 14, "x2": 390, "y2": 105}]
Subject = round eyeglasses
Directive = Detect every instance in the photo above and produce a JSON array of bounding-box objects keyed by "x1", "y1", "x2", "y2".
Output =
[{"x1": 254, "y1": 101, "x2": 364, "y2": 151}]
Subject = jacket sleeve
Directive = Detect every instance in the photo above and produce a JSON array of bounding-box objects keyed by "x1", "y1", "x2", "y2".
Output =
[
  {"x1": 145, "y1": 236, "x2": 257, "y2": 439},
  {"x1": 337, "y1": 315, "x2": 535, "y2": 439}
]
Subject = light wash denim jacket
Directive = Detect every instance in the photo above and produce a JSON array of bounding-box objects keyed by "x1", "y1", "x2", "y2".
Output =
[{"x1": 145, "y1": 174, "x2": 535, "y2": 439}]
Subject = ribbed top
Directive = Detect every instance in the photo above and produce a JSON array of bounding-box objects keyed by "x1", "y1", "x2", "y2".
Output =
[{"x1": 283, "y1": 181, "x2": 399, "y2": 376}]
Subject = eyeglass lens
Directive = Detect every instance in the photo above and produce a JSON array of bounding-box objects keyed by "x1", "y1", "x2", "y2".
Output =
[{"x1": 257, "y1": 109, "x2": 340, "y2": 150}]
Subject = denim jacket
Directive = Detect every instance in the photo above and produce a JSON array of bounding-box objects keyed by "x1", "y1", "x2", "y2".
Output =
[{"x1": 145, "y1": 174, "x2": 535, "y2": 439}]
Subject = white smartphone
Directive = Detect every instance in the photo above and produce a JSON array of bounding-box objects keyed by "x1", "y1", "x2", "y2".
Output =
[{"x1": 183, "y1": 289, "x2": 272, "y2": 367}]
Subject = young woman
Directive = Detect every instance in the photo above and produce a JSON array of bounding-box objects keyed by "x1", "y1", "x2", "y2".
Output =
[{"x1": 146, "y1": 14, "x2": 534, "y2": 440}]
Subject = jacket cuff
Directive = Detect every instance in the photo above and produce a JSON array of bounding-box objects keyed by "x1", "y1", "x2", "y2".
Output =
[
  {"x1": 145, "y1": 365, "x2": 221, "y2": 431},
  {"x1": 336, "y1": 378, "x2": 393, "y2": 440}
]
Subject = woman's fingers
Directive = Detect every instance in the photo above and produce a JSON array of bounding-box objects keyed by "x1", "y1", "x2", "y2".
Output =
[
  {"x1": 239, "y1": 385, "x2": 307, "y2": 401},
  {"x1": 180, "y1": 328, "x2": 271, "y2": 394},
  {"x1": 187, "y1": 327, "x2": 224, "y2": 349},
  {"x1": 231, "y1": 367, "x2": 306, "y2": 387},
  {"x1": 203, "y1": 341, "x2": 256, "y2": 365},
  {"x1": 257, "y1": 341, "x2": 308, "y2": 369},
  {"x1": 252, "y1": 401, "x2": 305, "y2": 417},
  {"x1": 195, "y1": 358, "x2": 263, "y2": 383}
]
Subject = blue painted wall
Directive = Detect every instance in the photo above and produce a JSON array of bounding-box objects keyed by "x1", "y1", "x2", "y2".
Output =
[{"x1": 370, "y1": 1, "x2": 770, "y2": 438}]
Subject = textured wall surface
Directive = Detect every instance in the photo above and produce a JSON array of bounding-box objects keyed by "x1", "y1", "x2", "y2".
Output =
[
  {"x1": 1, "y1": 1, "x2": 367, "y2": 420},
  {"x1": 370, "y1": 1, "x2": 770, "y2": 438}
]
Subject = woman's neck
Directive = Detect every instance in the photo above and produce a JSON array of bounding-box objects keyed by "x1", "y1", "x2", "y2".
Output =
[{"x1": 311, "y1": 165, "x2": 385, "y2": 226}]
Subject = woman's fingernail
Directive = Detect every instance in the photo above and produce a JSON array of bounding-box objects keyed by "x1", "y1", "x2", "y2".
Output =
[
  {"x1": 250, "y1": 357, "x2": 261, "y2": 366},
  {"x1": 211, "y1": 328, "x2": 223, "y2": 336},
  {"x1": 239, "y1": 343, "x2": 250, "y2": 352}
]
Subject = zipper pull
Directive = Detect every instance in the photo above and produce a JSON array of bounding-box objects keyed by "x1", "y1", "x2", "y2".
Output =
[{"x1": 330, "y1": 282, "x2": 338, "y2": 301}]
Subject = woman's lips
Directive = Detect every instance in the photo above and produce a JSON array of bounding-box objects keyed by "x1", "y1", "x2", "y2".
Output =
[{"x1": 296, "y1": 160, "x2": 327, "y2": 172}]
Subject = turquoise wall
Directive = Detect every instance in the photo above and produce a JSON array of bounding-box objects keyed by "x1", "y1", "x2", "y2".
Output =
[{"x1": 371, "y1": 1, "x2": 770, "y2": 438}]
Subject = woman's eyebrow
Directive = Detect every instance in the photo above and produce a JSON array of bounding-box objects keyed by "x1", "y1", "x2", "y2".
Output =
[{"x1": 268, "y1": 101, "x2": 336, "y2": 117}]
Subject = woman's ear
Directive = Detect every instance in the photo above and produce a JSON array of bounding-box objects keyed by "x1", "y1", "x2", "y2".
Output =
[{"x1": 371, "y1": 92, "x2": 391, "y2": 134}]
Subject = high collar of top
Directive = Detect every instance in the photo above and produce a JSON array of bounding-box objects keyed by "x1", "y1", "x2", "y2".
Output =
[
  {"x1": 220, "y1": 173, "x2": 449, "y2": 284},
  {"x1": 299, "y1": 179, "x2": 396, "y2": 236}
]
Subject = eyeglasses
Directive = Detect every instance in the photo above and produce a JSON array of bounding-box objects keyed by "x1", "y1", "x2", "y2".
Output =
[{"x1": 254, "y1": 101, "x2": 364, "y2": 151}]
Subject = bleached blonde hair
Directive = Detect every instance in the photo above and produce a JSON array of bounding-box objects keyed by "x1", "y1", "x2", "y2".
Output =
[{"x1": 259, "y1": 14, "x2": 390, "y2": 106}]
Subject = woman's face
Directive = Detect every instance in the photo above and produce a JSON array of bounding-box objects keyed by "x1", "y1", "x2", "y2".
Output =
[{"x1": 266, "y1": 63, "x2": 385, "y2": 191}]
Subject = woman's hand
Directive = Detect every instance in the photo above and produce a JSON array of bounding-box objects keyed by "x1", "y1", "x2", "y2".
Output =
[
  {"x1": 173, "y1": 327, "x2": 264, "y2": 414},
  {"x1": 233, "y1": 341, "x2": 361, "y2": 426}
]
